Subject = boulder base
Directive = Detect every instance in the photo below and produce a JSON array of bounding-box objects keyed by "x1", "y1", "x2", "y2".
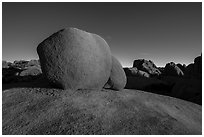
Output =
[{"x1": 104, "y1": 56, "x2": 126, "y2": 90}]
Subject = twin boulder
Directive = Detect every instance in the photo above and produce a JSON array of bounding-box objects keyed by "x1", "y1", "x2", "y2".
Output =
[
  {"x1": 37, "y1": 28, "x2": 126, "y2": 91},
  {"x1": 104, "y1": 56, "x2": 127, "y2": 90}
]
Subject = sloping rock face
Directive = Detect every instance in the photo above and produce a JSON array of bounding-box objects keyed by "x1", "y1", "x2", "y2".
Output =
[
  {"x1": 104, "y1": 56, "x2": 126, "y2": 90},
  {"x1": 124, "y1": 67, "x2": 150, "y2": 78},
  {"x1": 37, "y1": 28, "x2": 112, "y2": 90},
  {"x1": 2, "y1": 88, "x2": 201, "y2": 135},
  {"x1": 3, "y1": 60, "x2": 40, "y2": 70},
  {"x1": 133, "y1": 59, "x2": 161, "y2": 77},
  {"x1": 184, "y1": 55, "x2": 202, "y2": 79},
  {"x1": 164, "y1": 62, "x2": 184, "y2": 77}
]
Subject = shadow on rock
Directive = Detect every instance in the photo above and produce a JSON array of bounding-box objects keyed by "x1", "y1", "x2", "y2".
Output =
[
  {"x1": 2, "y1": 74, "x2": 53, "y2": 91},
  {"x1": 125, "y1": 76, "x2": 174, "y2": 96}
]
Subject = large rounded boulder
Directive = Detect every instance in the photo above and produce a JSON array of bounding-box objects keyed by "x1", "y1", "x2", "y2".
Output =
[
  {"x1": 37, "y1": 28, "x2": 112, "y2": 90},
  {"x1": 104, "y1": 56, "x2": 126, "y2": 90}
]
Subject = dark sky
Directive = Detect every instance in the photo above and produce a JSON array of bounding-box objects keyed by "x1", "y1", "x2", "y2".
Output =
[{"x1": 2, "y1": 2, "x2": 202, "y2": 67}]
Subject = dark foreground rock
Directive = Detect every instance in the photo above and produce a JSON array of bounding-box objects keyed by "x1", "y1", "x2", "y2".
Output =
[
  {"x1": 160, "y1": 75, "x2": 202, "y2": 105},
  {"x1": 37, "y1": 28, "x2": 112, "y2": 90},
  {"x1": 125, "y1": 76, "x2": 173, "y2": 95},
  {"x1": 171, "y1": 78, "x2": 202, "y2": 105},
  {"x1": 2, "y1": 88, "x2": 201, "y2": 135}
]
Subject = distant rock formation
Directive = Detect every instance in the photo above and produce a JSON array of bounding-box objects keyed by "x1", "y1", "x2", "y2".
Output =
[
  {"x1": 176, "y1": 63, "x2": 186, "y2": 72},
  {"x1": 124, "y1": 67, "x2": 150, "y2": 78},
  {"x1": 184, "y1": 55, "x2": 202, "y2": 79},
  {"x1": 2, "y1": 59, "x2": 42, "y2": 83},
  {"x1": 12, "y1": 60, "x2": 29, "y2": 69},
  {"x1": 19, "y1": 66, "x2": 42, "y2": 76},
  {"x1": 2, "y1": 60, "x2": 12, "y2": 68},
  {"x1": 164, "y1": 62, "x2": 184, "y2": 77},
  {"x1": 37, "y1": 28, "x2": 112, "y2": 90},
  {"x1": 133, "y1": 59, "x2": 161, "y2": 77},
  {"x1": 104, "y1": 56, "x2": 126, "y2": 91},
  {"x1": 123, "y1": 55, "x2": 202, "y2": 105}
]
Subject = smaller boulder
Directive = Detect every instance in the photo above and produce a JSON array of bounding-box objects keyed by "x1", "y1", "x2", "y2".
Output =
[{"x1": 104, "y1": 56, "x2": 126, "y2": 90}]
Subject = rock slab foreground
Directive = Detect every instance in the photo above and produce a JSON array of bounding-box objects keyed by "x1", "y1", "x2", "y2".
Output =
[{"x1": 2, "y1": 88, "x2": 202, "y2": 135}]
